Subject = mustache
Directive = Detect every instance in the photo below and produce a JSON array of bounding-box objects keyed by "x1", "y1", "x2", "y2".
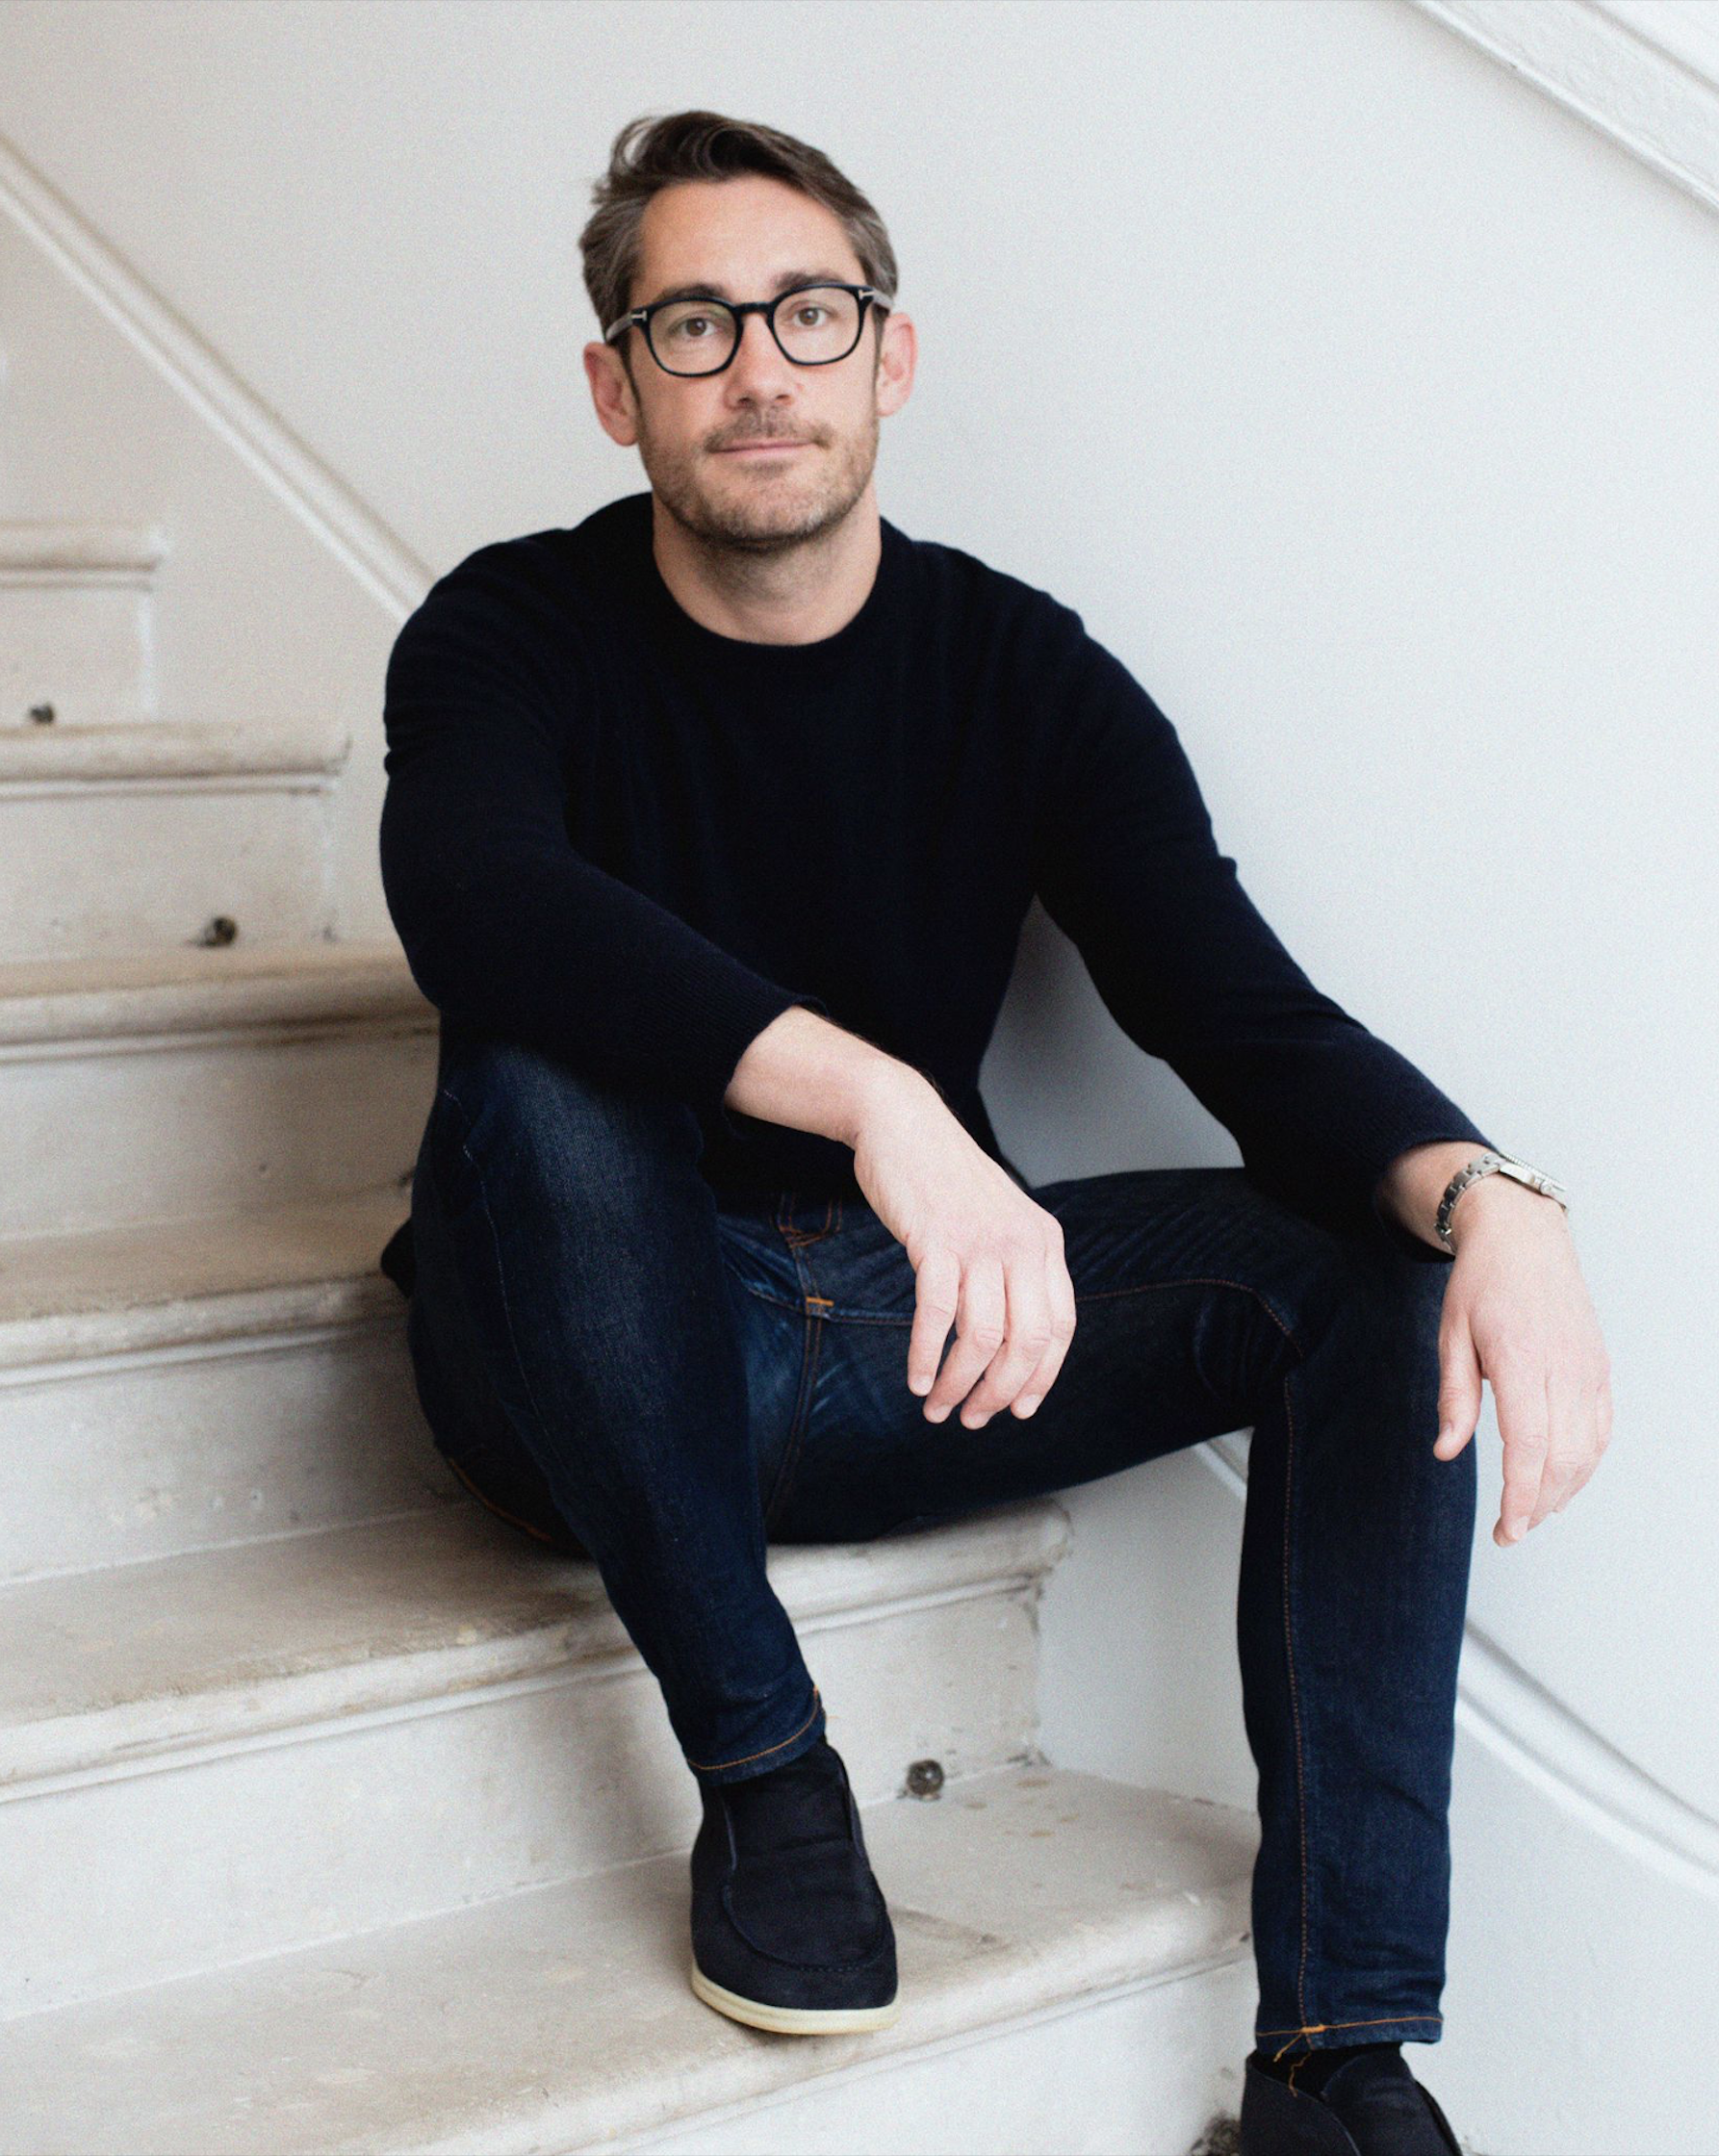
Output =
[{"x1": 712, "y1": 428, "x2": 819, "y2": 449}]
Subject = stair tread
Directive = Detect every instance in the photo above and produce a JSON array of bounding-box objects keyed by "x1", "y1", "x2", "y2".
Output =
[
  {"x1": 0, "y1": 936, "x2": 430, "y2": 1043},
  {"x1": 0, "y1": 1185, "x2": 408, "y2": 1355},
  {"x1": 0, "y1": 1498, "x2": 1068, "y2": 1785},
  {"x1": 0, "y1": 934, "x2": 413, "y2": 1002},
  {"x1": 0, "y1": 1761, "x2": 1256, "y2": 2155},
  {"x1": 0, "y1": 715, "x2": 350, "y2": 781},
  {"x1": 0, "y1": 519, "x2": 167, "y2": 572}
]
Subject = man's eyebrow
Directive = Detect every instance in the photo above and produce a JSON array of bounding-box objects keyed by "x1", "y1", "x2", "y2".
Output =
[{"x1": 637, "y1": 268, "x2": 856, "y2": 308}]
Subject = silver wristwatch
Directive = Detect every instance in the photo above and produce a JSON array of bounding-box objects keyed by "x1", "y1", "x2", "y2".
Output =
[{"x1": 1435, "y1": 1150, "x2": 1569, "y2": 1253}]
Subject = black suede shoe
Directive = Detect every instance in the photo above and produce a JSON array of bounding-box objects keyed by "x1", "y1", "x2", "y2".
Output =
[
  {"x1": 688, "y1": 1734, "x2": 901, "y2": 2034},
  {"x1": 1240, "y1": 2045, "x2": 1461, "y2": 2153}
]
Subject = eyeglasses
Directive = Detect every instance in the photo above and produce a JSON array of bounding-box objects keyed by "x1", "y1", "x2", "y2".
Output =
[{"x1": 603, "y1": 281, "x2": 890, "y2": 376}]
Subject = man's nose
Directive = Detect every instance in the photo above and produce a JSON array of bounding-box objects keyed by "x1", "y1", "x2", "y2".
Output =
[{"x1": 724, "y1": 309, "x2": 795, "y2": 395}]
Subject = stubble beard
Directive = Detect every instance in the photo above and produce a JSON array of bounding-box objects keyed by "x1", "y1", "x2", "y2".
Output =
[{"x1": 638, "y1": 401, "x2": 882, "y2": 562}]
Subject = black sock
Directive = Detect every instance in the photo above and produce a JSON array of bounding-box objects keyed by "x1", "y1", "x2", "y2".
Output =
[{"x1": 1250, "y1": 2040, "x2": 1401, "y2": 2095}]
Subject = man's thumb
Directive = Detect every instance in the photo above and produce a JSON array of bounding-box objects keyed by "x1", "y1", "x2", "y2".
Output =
[{"x1": 1434, "y1": 1316, "x2": 1481, "y2": 1459}]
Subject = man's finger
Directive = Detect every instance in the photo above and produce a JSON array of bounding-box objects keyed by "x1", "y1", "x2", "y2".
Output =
[
  {"x1": 1433, "y1": 1306, "x2": 1482, "y2": 1461},
  {"x1": 1494, "y1": 1357, "x2": 1551, "y2": 1544},
  {"x1": 923, "y1": 1257, "x2": 1006, "y2": 1422},
  {"x1": 1012, "y1": 1250, "x2": 1078, "y2": 1418},
  {"x1": 1530, "y1": 1350, "x2": 1588, "y2": 1526},
  {"x1": 959, "y1": 1252, "x2": 1053, "y2": 1425},
  {"x1": 908, "y1": 1245, "x2": 962, "y2": 1399},
  {"x1": 1556, "y1": 1362, "x2": 1613, "y2": 1508}
]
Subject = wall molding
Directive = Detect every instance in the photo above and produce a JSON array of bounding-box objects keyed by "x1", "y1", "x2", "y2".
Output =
[
  {"x1": 1198, "y1": 1433, "x2": 1719, "y2": 1902},
  {"x1": 1407, "y1": 0, "x2": 1719, "y2": 216},
  {"x1": 0, "y1": 130, "x2": 429, "y2": 620}
]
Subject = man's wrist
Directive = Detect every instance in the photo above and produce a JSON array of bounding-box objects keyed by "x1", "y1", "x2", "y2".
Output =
[
  {"x1": 1376, "y1": 1140, "x2": 1492, "y2": 1255},
  {"x1": 839, "y1": 1053, "x2": 940, "y2": 1151},
  {"x1": 726, "y1": 1005, "x2": 913, "y2": 1148},
  {"x1": 1445, "y1": 1167, "x2": 1570, "y2": 1254}
]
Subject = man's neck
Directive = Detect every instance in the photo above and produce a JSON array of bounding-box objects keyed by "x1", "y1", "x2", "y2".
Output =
[{"x1": 650, "y1": 494, "x2": 882, "y2": 647}]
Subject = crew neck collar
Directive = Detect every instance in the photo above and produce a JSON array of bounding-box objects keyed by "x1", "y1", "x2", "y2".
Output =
[{"x1": 628, "y1": 492, "x2": 906, "y2": 670}]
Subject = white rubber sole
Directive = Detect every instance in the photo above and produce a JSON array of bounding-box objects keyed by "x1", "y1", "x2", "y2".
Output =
[{"x1": 689, "y1": 1957, "x2": 903, "y2": 2035}]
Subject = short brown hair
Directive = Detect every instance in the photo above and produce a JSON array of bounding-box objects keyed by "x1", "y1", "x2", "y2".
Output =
[{"x1": 579, "y1": 110, "x2": 898, "y2": 353}]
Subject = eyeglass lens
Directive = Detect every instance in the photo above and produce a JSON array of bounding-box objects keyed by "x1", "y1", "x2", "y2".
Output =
[{"x1": 650, "y1": 286, "x2": 863, "y2": 373}]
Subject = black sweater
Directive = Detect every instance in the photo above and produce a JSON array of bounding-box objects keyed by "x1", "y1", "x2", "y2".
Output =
[{"x1": 376, "y1": 488, "x2": 1490, "y2": 1290}]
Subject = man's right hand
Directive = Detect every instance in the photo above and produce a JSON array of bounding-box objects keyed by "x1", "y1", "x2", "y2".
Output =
[{"x1": 848, "y1": 1067, "x2": 1077, "y2": 1428}]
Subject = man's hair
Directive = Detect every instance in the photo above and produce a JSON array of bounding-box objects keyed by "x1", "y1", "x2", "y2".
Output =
[{"x1": 579, "y1": 110, "x2": 899, "y2": 364}]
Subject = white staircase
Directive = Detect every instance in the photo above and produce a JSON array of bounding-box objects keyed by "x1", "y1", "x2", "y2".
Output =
[{"x1": 0, "y1": 508, "x2": 1260, "y2": 2152}]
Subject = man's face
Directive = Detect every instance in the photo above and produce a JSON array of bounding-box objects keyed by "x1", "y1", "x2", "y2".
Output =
[{"x1": 585, "y1": 174, "x2": 912, "y2": 555}]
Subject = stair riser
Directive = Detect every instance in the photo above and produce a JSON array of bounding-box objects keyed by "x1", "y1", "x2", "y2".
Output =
[
  {"x1": 0, "y1": 1582, "x2": 1045, "y2": 2018},
  {"x1": 0, "y1": 1027, "x2": 435, "y2": 1237},
  {"x1": 0, "y1": 1320, "x2": 455, "y2": 1583},
  {"x1": 0, "y1": 784, "x2": 336, "y2": 961},
  {"x1": 0, "y1": 584, "x2": 151, "y2": 726},
  {"x1": 627, "y1": 1956, "x2": 1255, "y2": 2156}
]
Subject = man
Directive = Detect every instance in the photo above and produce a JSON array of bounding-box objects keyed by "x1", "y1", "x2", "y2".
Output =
[{"x1": 377, "y1": 110, "x2": 1610, "y2": 2154}]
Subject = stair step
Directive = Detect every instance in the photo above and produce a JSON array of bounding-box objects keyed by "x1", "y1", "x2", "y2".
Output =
[
  {"x1": 0, "y1": 716, "x2": 352, "y2": 960},
  {"x1": 0, "y1": 938, "x2": 435, "y2": 1236},
  {"x1": 0, "y1": 715, "x2": 350, "y2": 783},
  {"x1": 0, "y1": 524, "x2": 167, "y2": 575},
  {"x1": 0, "y1": 521, "x2": 168, "y2": 728},
  {"x1": 0, "y1": 1190, "x2": 445, "y2": 1582},
  {"x1": 0, "y1": 1761, "x2": 1257, "y2": 2156},
  {"x1": 0, "y1": 1499, "x2": 1071, "y2": 2017}
]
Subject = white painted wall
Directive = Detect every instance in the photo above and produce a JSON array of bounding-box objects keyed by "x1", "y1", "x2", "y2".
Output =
[{"x1": 2, "y1": 1, "x2": 1712, "y2": 2145}]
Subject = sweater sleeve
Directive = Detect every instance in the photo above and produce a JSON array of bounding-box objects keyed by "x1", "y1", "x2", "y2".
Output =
[
  {"x1": 378, "y1": 552, "x2": 827, "y2": 1138},
  {"x1": 1026, "y1": 607, "x2": 1495, "y2": 1262}
]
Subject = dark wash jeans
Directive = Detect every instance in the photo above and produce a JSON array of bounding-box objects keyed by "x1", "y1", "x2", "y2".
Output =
[{"x1": 399, "y1": 1036, "x2": 1475, "y2": 2059}]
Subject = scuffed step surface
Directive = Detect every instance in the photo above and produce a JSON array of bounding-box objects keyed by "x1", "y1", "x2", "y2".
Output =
[
  {"x1": 0, "y1": 1186, "x2": 407, "y2": 1362},
  {"x1": 0, "y1": 935, "x2": 428, "y2": 1044},
  {"x1": 0, "y1": 1499, "x2": 1067, "y2": 1786},
  {"x1": 0, "y1": 1763, "x2": 1257, "y2": 2156}
]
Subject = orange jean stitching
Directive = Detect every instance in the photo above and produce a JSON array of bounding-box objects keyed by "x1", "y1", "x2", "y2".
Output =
[
  {"x1": 1262, "y1": 2015, "x2": 1443, "y2": 2066},
  {"x1": 446, "y1": 1450, "x2": 570, "y2": 1551},
  {"x1": 784, "y1": 1193, "x2": 836, "y2": 1246},
  {"x1": 685, "y1": 1683, "x2": 823, "y2": 1773}
]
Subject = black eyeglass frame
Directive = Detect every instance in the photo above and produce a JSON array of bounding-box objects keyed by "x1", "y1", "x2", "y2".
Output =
[{"x1": 603, "y1": 281, "x2": 892, "y2": 375}]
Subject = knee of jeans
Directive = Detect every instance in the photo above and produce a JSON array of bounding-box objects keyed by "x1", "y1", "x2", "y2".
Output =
[
  {"x1": 1328, "y1": 1223, "x2": 1451, "y2": 1373},
  {"x1": 434, "y1": 1039, "x2": 704, "y2": 1212}
]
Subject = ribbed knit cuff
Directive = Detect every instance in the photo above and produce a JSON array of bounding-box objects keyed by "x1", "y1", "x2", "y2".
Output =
[
  {"x1": 697, "y1": 982, "x2": 834, "y2": 1148},
  {"x1": 1364, "y1": 1124, "x2": 1499, "y2": 1264}
]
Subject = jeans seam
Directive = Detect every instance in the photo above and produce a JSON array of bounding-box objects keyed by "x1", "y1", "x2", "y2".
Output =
[
  {"x1": 1282, "y1": 1367, "x2": 1313, "y2": 2037},
  {"x1": 772, "y1": 1269, "x2": 1308, "y2": 1347},
  {"x1": 1259, "y1": 2015, "x2": 1444, "y2": 2063},
  {"x1": 1075, "y1": 1272, "x2": 1305, "y2": 1356},
  {"x1": 684, "y1": 1682, "x2": 824, "y2": 1773},
  {"x1": 777, "y1": 1191, "x2": 837, "y2": 1247},
  {"x1": 1257, "y1": 2017, "x2": 1446, "y2": 2033},
  {"x1": 1085, "y1": 1274, "x2": 1312, "y2": 2036},
  {"x1": 444, "y1": 1450, "x2": 578, "y2": 1553},
  {"x1": 764, "y1": 1287, "x2": 824, "y2": 1531},
  {"x1": 445, "y1": 1127, "x2": 598, "y2": 1571}
]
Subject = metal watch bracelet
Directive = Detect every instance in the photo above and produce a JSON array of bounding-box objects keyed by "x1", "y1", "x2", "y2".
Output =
[{"x1": 1435, "y1": 1150, "x2": 1570, "y2": 1254}]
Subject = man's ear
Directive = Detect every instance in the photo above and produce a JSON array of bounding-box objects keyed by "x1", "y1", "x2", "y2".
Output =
[
  {"x1": 874, "y1": 308, "x2": 916, "y2": 420},
  {"x1": 583, "y1": 340, "x2": 641, "y2": 449}
]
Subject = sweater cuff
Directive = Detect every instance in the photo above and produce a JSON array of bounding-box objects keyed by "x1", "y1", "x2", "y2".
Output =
[
  {"x1": 1246, "y1": 1121, "x2": 1496, "y2": 1265},
  {"x1": 1366, "y1": 1128, "x2": 1499, "y2": 1264},
  {"x1": 700, "y1": 983, "x2": 834, "y2": 1150}
]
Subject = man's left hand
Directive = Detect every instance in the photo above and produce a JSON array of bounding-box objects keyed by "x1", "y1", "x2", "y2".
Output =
[{"x1": 1431, "y1": 1179, "x2": 1612, "y2": 1546}]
